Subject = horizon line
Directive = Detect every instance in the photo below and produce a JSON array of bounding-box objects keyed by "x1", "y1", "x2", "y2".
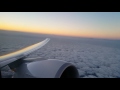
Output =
[{"x1": 0, "y1": 29, "x2": 120, "y2": 41}]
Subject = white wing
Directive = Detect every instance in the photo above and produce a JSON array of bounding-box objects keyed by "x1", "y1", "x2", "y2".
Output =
[{"x1": 0, "y1": 38, "x2": 50, "y2": 68}]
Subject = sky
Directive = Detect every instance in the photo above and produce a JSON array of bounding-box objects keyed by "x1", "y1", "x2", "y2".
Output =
[{"x1": 0, "y1": 12, "x2": 120, "y2": 39}]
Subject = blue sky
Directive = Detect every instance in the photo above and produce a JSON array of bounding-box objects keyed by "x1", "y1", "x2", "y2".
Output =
[{"x1": 0, "y1": 12, "x2": 120, "y2": 39}]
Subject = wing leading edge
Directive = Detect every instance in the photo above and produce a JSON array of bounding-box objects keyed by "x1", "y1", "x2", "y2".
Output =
[{"x1": 0, "y1": 38, "x2": 50, "y2": 68}]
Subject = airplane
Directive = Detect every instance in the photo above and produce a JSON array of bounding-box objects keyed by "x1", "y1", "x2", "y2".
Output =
[{"x1": 0, "y1": 38, "x2": 79, "y2": 78}]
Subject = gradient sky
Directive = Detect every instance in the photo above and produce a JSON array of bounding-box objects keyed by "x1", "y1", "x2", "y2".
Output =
[{"x1": 0, "y1": 12, "x2": 120, "y2": 39}]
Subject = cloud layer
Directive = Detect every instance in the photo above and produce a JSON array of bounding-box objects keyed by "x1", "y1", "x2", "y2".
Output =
[{"x1": 1, "y1": 31, "x2": 120, "y2": 78}]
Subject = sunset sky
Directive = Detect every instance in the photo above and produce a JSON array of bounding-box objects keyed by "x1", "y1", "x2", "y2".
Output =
[{"x1": 0, "y1": 12, "x2": 120, "y2": 39}]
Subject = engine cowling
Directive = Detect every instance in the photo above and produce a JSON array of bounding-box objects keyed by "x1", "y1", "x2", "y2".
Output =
[{"x1": 13, "y1": 59, "x2": 79, "y2": 78}]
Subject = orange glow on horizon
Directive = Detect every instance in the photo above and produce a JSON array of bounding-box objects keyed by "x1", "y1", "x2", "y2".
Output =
[
  {"x1": 0, "y1": 22, "x2": 120, "y2": 40},
  {"x1": 0, "y1": 12, "x2": 120, "y2": 40}
]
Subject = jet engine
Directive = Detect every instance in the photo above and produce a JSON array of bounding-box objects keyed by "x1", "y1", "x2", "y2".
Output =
[{"x1": 13, "y1": 59, "x2": 79, "y2": 78}]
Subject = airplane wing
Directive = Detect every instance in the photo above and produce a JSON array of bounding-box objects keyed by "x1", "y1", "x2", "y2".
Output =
[
  {"x1": 0, "y1": 38, "x2": 50, "y2": 68},
  {"x1": 0, "y1": 38, "x2": 79, "y2": 78}
]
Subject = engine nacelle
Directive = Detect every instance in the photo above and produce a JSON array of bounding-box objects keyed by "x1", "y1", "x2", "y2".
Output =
[{"x1": 13, "y1": 59, "x2": 79, "y2": 78}]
